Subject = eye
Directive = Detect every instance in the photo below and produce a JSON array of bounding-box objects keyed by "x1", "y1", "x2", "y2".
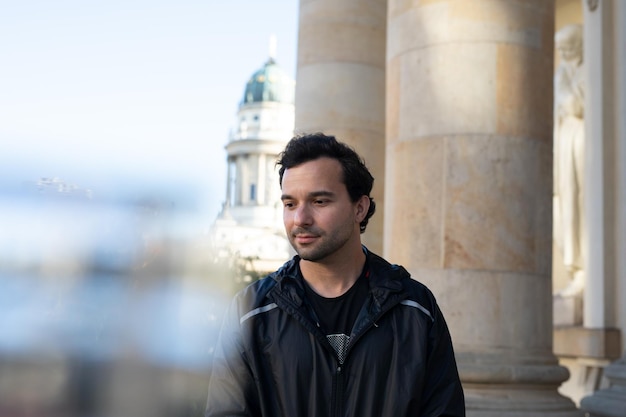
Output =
[
  {"x1": 314, "y1": 199, "x2": 329, "y2": 206},
  {"x1": 283, "y1": 201, "x2": 295, "y2": 209}
]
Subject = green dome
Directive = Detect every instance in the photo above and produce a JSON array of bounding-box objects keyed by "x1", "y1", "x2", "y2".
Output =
[{"x1": 242, "y1": 58, "x2": 294, "y2": 104}]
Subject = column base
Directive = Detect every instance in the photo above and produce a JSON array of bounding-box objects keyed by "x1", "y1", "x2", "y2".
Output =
[
  {"x1": 465, "y1": 388, "x2": 583, "y2": 417},
  {"x1": 459, "y1": 351, "x2": 583, "y2": 416},
  {"x1": 580, "y1": 356, "x2": 626, "y2": 417}
]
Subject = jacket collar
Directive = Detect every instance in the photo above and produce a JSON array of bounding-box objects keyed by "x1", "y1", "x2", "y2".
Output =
[{"x1": 268, "y1": 246, "x2": 409, "y2": 307}]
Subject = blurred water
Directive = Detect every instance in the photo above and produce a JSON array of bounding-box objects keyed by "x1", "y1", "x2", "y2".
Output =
[
  {"x1": 0, "y1": 274, "x2": 225, "y2": 367},
  {"x1": 0, "y1": 181, "x2": 233, "y2": 417}
]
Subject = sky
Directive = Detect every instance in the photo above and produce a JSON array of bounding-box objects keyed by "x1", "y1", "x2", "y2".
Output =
[{"x1": 0, "y1": 0, "x2": 299, "y2": 229}]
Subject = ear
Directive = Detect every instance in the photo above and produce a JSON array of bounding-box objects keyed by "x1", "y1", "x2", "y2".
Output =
[{"x1": 354, "y1": 195, "x2": 370, "y2": 223}]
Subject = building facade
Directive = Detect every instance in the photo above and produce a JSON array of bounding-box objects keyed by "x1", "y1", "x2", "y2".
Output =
[{"x1": 211, "y1": 56, "x2": 295, "y2": 280}]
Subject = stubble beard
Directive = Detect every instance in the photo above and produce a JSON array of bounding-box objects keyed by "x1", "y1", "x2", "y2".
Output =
[{"x1": 289, "y1": 224, "x2": 355, "y2": 263}]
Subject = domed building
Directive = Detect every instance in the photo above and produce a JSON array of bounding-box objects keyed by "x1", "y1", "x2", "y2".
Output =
[
  {"x1": 242, "y1": 58, "x2": 295, "y2": 105},
  {"x1": 211, "y1": 55, "x2": 295, "y2": 281}
]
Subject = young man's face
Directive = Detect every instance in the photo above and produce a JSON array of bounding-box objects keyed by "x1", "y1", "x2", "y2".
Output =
[{"x1": 280, "y1": 157, "x2": 367, "y2": 263}]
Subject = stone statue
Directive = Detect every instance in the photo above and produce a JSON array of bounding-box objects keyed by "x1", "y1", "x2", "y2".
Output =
[{"x1": 553, "y1": 24, "x2": 585, "y2": 298}]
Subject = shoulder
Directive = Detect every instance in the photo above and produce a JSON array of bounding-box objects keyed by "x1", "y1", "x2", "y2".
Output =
[
  {"x1": 399, "y1": 278, "x2": 440, "y2": 323},
  {"x1": 231, "y1": 256, "x2": 298, "y2": 313},
  {"x1": 366, "y1": 248, "x2": 439, "y2": 319},
  {"x1": 366, "y1": 249, "x2": 432, "y2": 294}
]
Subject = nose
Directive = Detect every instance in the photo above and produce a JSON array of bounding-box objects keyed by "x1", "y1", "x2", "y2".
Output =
[{"x1": 293, "y1": 204, "x2": 312, "y2": 227}]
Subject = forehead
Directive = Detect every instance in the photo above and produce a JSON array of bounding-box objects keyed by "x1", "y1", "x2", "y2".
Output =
[
  {"x1": 281, "y1": 157, "x2": 345, "y2": 191},
  {"x1": 556, "y1": 32, "x2": 580, "y2": 47},
  {"x1": 557, "y1": 39, "x2": 577, "y2": 48}
]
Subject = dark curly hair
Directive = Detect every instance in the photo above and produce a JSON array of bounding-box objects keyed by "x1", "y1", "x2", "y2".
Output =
[{"x1": 276, "y1": 133, "x2": 376, "y2": 233}]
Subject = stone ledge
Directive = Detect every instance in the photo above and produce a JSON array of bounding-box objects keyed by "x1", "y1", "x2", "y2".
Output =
[
  {"x1": 553, "y1": 294, "x2": 583, "y2": 326},
  {"x1": 554, "y1": 326, "x2": 622, "y2": 359}
]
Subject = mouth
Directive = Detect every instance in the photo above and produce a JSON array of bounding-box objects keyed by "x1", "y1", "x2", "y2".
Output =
[{"x1": 293, "y1": 234, "x2": 319, "y2": 244}]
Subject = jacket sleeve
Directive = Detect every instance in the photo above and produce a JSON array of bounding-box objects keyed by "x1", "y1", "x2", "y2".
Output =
[
  {"x1": 417, "y1": 301, "x2": 466, "y2": 417},
  {"x1": 205, "y1": 296, "x2": 259, "y2": 417}
]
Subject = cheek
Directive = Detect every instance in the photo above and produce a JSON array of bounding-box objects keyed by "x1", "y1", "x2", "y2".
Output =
[{"x1": 283, "y1": 210, "x2": 296, "y2": 227}]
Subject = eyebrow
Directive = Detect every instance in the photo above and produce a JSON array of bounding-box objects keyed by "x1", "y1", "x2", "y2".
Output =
[{"x1": 281, "y1": 191, "x2": 336, "y2": 201}]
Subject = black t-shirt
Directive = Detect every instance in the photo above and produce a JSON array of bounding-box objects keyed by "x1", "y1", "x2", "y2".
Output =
[{"x1": 302, "y1": 265, "x2": 369, "y2": 363}]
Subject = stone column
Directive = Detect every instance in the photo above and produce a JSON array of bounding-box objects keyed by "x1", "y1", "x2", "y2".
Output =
[
  {"x1": 581, "y1": 355, "x2": 626, "y2": 417},
  {"x1": 257, "y1": 153, "x2": 266, "y2": 205},
  {"x1": 385, "y1": 1, "x2": 580, "y2": 415},
  {"x1": 295, "y1": 0, "x2": 387, "y2": 253},
  {"x1": 225, "y1": 156, "x2": 233, "y2": 207},
  {"x1": 580, "y1": 0, "x2": 626, "y2": 414},
  {"x1": 582, "y1": 0, "x2": 607, "y2": 329},
  {"x1": 615, "y1": 0, "x2": 626, "y2": 345}
]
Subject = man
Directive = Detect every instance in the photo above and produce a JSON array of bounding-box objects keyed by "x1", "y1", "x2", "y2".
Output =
[{"x1": 206, "y1": 133, "x2": 465, "y2": 416}]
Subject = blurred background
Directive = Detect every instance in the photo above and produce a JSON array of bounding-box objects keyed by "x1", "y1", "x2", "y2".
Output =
[{"x1": 0, "y1": 1, "x2": 298, "y2": 416}]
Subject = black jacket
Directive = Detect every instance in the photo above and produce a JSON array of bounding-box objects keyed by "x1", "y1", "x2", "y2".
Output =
[{"x1": 206, "y1": 248, "x2": 465, "y2": 417}]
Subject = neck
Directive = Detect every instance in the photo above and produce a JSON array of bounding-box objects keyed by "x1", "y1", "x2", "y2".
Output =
[{"x1": 300, "y1": 246, "x2": 366, "y2": 298}]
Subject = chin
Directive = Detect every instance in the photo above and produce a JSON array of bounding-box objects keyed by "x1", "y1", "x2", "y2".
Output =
[{"x1": 296, "y1": 248, "x2": 323, "y2": 262}]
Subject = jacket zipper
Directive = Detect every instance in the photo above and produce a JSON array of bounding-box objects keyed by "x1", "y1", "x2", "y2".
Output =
[
  {"x1": 272, "y1": 281, "x2": 404, "y2": 417},
  {"x1": 329, "y1": 296, "x2": 401, "y2": 417},
  {"x1": 331, "y1": 363, "x2": 344, "y2": 417}
]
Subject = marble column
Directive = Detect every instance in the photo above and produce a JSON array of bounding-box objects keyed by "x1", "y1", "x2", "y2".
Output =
[
  {"x1": 294, "y1": 0, "x2": 387, "y2": 253},
  {"x1": 385, "y1": 1, "x2": 580, "y2": 415}
]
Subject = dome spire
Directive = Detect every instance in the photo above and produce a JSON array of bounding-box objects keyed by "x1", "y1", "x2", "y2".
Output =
[
  {"x1": 241, "y1": 41, "x2": 294, "y2": 105},
  {"x1": 269, "y1": 34, "x2": 277, "y2": 62}
]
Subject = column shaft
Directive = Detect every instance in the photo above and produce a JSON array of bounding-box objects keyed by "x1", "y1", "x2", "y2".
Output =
[
  {"x1": 257, "y1": 153, "x2": 266, "y2": 205},
  {"x1": 295, "y1": 0, "x2": 387, "y2": 253},
  {"x1": 385, "y1": 1, "x2": 580, "y2": 415},
  {"x1": 581, "y1": 0, "x2": 626, "y2": 413},
  {"x1": 582, "y1": 0, "x2": 607, "y2": 328}
]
